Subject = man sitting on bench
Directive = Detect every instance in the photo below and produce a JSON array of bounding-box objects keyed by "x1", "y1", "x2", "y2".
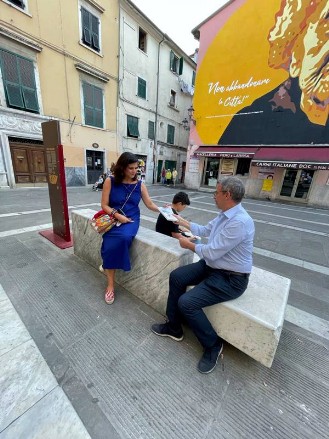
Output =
[{"x1": 151, "y1": 176, "x2": 255, "y2": 374}]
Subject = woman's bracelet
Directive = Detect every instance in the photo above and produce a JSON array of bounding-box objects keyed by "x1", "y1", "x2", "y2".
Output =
[{"x1": 111, "y1": 208, "x2": 117, "y2": 216}]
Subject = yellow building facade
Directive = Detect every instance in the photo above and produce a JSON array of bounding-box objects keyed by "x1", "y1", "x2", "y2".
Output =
[{"x1": 0, "y1": 0, "x2": 119, "y2": 187}]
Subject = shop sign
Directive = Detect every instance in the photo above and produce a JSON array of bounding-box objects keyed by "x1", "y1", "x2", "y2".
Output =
[
  {"x1": 220, "y1": 159, "x2": 234, "y2": 175},
  {"x1": 196, "y1": 152, "x2": 254, "y2": 158},
  {"x1": 253, "y1": 161, "x2": 329, "y2": 171}
]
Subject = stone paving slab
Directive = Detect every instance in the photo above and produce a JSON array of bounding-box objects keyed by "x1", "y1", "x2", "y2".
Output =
[
  {"x1": 0, "y1": 284, "x2": 90, "y2": 439},
  {"x1": 1, "y1": 235, "x2": 329, "y2": 438},
  {"x1": 1, "y1": 387, "x2": 90, "y2": 439}
]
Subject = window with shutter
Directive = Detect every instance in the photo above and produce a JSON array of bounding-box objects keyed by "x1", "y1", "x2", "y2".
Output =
[
  {"x1": 83, "y1": 82, "x2": 103, "y2": 128},
  {"x1": 192, "y1": 71, "x2": 196, "y2": 87},
  {"x1": 169, "y1": 50, "x2": 179, "y2": 73},
  {"x1": 8, "y1": 0, "x2": 25, "y2": 9},
  {"x1": 137, "y1": 77, "x2": 146, "y2": 99},
  {"x1": 179, "y1": 57, "x2": 183, "y2": 75},
  {"x1": 138, "y1": 28, "x2": 147, "y2": 53},
  {"x1": 0, "y1": 49, "x2": 39, "y2": 113},
  {"x1": 169, "y1": 90, "x2": 176, "y2": 107},
  {"x1": 81, "y1": 7, "x2": 100, "y2": 52},
  {"x1": 148, "y1": 121, "x2": 155, "y2": 140},
  {"x1": 127, "y1": 115, "x2": 139, "y2": 138},
  {"x1": 167, "y1": 125, "x2": 175, "y2": 144}
]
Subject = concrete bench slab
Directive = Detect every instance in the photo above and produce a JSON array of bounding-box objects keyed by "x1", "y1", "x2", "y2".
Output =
[{"x1": 72, "y1": 209, "x2": 290, "y2": 368}]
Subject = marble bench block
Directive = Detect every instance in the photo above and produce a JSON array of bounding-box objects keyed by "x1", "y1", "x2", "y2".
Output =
[
  {"x1": 204, "y1": 267, "x2": 290, "y2": 367},
  {"x1": 72, "y1": 209, "x2": 193, "y2": 314},
  {"x1": 72, "y1": 209, "x2": 103, "y2": 269},
  {"x1": 72, "y1": 209, "x2": 290, "y2": 368}
]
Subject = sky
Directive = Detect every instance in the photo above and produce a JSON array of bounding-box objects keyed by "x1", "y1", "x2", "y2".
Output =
[{"x1": 131, "y1": 0, "x2": 229, "y2": 55}]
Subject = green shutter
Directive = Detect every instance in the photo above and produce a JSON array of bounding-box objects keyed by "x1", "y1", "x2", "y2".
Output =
[
  {"x1": 81, "y1": 7, "x2": 99, "y2": 52},
  {"x1": 127, "y1": 115, "x2": 139, "y2": 138},
  {"x1": 179, "y1": 57, "x2": 183, "y2": 75},
  {"x1": 93, "y1": 86, "x2": 103, "y2": 128},
  {"x1": 137, "y1": 77, "x2": 146, "y2": 99},
  {"x1": 148, "y1": 121, "x2": 154, "y2": 139},
  {"x1": 0, "y1": 49, "x2": 39, "y2": 112},
  {"x1": 91, "y1": 15, "x2": 100, "y2": 50},
  {"x1": 81, "y1": 8, "x2": 91, "y2": 45},
  {"x1": 18, "y1": 57, "x2": 39, "y2": 111},
  {"x1": 83, "y1": 82, "x2": 103, "y2": 128},
  {"x1": 167, "y1": 125, "x2": 175, "y2": 144}
]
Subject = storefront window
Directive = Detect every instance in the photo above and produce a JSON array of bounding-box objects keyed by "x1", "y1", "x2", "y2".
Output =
[
  {"x1": 295, "y1": 170, "x2": 314, "y2": 199},
  {"x1": 203, "y1": 158, "x2": 219, "y2": 186},
  {"x1": 280, "y1": 169, "x2": 314, "y2": 199},
  {"x1": 236, "y1": 158, "x2": 251, "y2": 175}
]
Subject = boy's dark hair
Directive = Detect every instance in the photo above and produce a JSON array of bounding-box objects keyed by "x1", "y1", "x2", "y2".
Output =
[
  {"x1": 173, "y1": 192, "x2": 190, "y2": 205},
  {"x1": 113, "y1": 152, "x2": 139, "y2": 183}
]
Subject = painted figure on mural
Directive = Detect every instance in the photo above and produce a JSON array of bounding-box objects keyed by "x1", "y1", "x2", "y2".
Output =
[{"x1": 219, "y1": 0, "x2": 329, "y2": 145}]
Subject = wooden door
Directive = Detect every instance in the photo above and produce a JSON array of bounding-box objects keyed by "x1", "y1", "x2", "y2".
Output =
[{"x1": 10, "y1": 142, "x2": 48, "y2": 183}]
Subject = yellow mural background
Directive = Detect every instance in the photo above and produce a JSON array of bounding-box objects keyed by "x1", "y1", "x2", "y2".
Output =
[{"x1": 195, "y1": 0, "x2": 288, "y2": 144}]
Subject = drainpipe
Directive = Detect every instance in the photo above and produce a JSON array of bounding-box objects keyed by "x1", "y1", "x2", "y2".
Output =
[{"x1": 153, "y1": 35, "x2": 166, "y2": 184}]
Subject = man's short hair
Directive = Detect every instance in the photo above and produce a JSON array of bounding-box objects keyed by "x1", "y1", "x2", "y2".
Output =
[
  {"x1": 218, "y1": 177, "x2": 245, "y2": 202},
  {"x1": 173, "y1": 192, "x2": 190, "y2": 205}
]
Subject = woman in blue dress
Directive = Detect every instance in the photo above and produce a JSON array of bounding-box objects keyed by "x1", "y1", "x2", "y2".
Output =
[{"x1": 100, "y1": 152, "x2": 159, "y2": 304}]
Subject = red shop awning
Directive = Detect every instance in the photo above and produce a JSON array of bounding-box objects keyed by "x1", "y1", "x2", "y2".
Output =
[
  {"x1": 251, "y1": 147, "x2": 329, "y2": 170},
  {"x1": 194, "y1": 146, "x2": 258, "y2": 158}
]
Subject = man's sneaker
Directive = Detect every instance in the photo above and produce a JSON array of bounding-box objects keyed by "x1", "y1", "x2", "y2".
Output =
[
  {"x1": 197, "y1": 341, "x2": 223, "y2": 374},
  {"x1": 151, "y1": 322, "x2": 184, "y2": 341}
]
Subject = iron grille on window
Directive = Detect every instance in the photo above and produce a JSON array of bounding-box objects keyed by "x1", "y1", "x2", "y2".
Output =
[
  {"x1": 81, "y1": 7, "x2": 100, "y2": 52},
  {"x1": 0, "y1": 49, "x2": 39, "y2": 113},
  {"x1": 83, "y1": 82, "x2": 103, "y2": 128}
]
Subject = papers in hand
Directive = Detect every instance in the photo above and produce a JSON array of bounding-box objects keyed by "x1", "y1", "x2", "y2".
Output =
[{"x1": 158, "y1": 206, "x2": 177, "y2": 221}]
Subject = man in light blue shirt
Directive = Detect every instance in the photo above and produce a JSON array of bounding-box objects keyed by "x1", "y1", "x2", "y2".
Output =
[{"x1": 151, "y1": 176, "x2": 255, "y2": 374}]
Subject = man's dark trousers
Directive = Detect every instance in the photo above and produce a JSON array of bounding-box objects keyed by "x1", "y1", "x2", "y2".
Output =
[{"x1": 166, "y1": 259, "x2": 249, "y2": 348}]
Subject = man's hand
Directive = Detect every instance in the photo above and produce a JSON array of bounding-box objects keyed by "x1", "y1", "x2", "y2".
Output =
[
  {"x1": 173, "y1": 214, "x2": 190, "y2": 230},
  {"x1": 178, "y1": 235, "x2": 195, "y2": 251}
]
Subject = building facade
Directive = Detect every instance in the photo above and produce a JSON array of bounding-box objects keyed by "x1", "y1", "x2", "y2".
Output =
[
  {"x1": 0, "y1": 0, "x2": 119, "y2": 188},
  {"x1": 119, "y1": 0, "x2": 195, "y2": 184},
  {"x1": 185, "y1": 0, "x2": 329, "y2": 207}
]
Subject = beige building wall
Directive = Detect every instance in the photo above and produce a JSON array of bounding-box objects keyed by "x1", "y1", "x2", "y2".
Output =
[{"x1": 0, "y1": 0, "x2": 119, "y2": 187}]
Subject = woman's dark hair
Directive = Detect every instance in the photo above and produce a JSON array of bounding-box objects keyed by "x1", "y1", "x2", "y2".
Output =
[{"x1": 113, "y1": 152, "x2": 139, "y2": 183}]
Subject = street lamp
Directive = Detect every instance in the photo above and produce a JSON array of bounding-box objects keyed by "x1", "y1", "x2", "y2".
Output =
[
  {"x1": 182, "y1": 117, "x2": 189, "y2": 131},
  {"x1": 187, "y1": 106, "x2": 196, "y2": 125},
  {"x1": 182, "y1": 106, "x2": 196, "y2": 131}
]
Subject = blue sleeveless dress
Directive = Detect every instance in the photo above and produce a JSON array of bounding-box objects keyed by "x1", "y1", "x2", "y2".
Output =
[{"x1": 101, "y1": 177, "x2": 142, "y2": 271}]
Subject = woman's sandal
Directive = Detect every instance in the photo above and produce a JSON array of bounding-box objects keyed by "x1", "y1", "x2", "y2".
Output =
[{"x1": 105, "y1": 289, "x2": 115, "y2": 305}]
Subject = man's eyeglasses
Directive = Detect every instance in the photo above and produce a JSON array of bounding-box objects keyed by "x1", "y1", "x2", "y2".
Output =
[{"x1": 213, "y1": 190, "x2": 227, "y2": 196}]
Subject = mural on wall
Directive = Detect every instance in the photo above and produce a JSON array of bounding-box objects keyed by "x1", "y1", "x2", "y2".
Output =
[{"x1": 194, "y1": 0, "x2": 329, "y2": 145}]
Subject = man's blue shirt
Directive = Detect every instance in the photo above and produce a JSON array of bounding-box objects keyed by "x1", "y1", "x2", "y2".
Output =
[{"x1": 190, "y1": 203, "x2": 255, "y2": 273}]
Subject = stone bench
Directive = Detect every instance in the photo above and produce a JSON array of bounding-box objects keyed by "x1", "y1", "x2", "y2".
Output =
[{"x1": 72, "y1": 208, "x2": 290, "y2": 368}]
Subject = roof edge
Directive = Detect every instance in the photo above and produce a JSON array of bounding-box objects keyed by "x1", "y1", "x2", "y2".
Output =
[{"x1": 191, "y1": 0, "x2": 235, "y2": 40}]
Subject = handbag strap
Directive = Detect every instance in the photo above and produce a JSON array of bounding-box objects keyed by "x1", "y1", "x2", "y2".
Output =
[{"x1": 120, "y1": 181, "x2": 139, "y2": 210}]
